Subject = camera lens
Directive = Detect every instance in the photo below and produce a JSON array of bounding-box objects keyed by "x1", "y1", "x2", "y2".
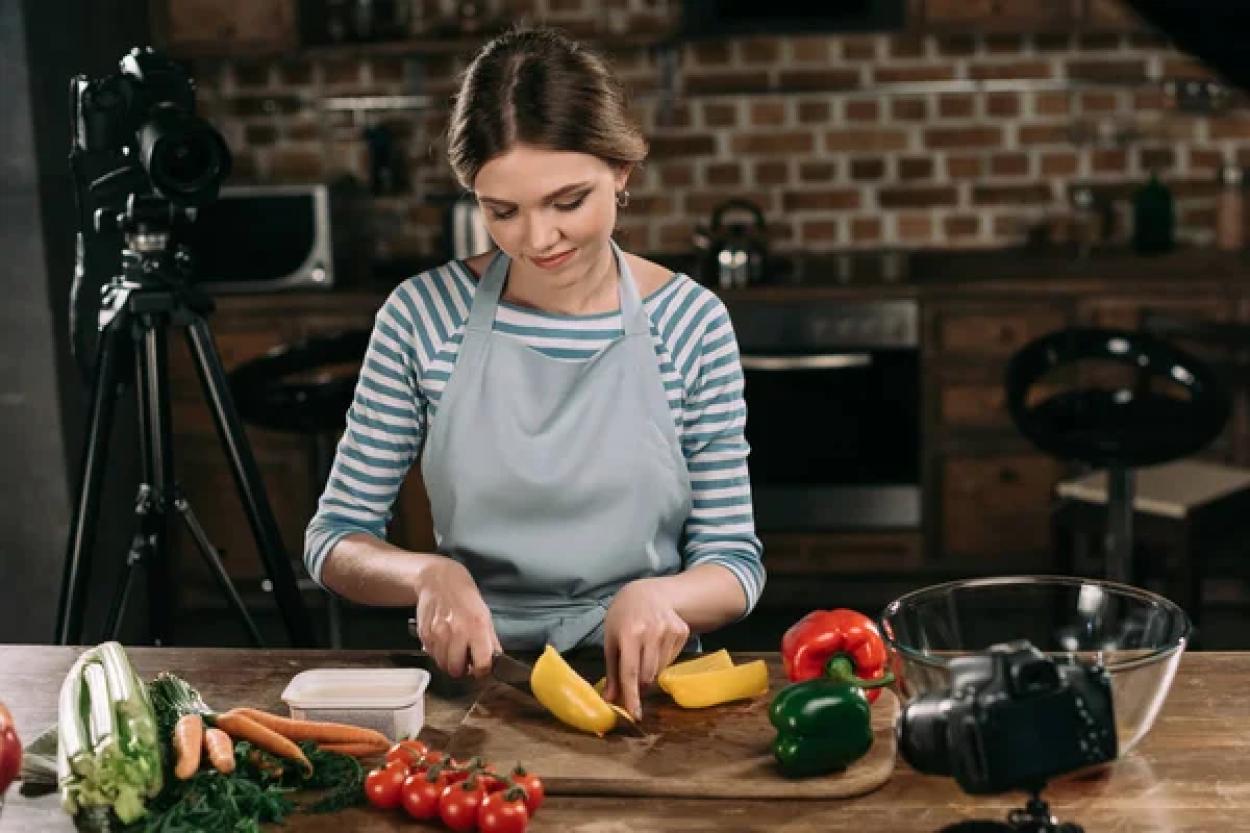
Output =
[
  {"x1": 138, "y1": 108, "x2": 231, "y2": 206},
  {"x1": 897, "y1": 695, "x2": 953, "y2": 776}
]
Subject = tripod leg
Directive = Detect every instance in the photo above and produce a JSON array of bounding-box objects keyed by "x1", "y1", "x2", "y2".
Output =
[
  {"x1": 56, "y1": 321, "x2": 127, "y2": 645},
  {"x1": 138, "y1": 322, "x2": 175, "y2": 645},
  {"x1": 184, "y1": 316, "x2": 316, "y2": 647},
  {"x1": 174, "y1": 493, "x2": 266, "y2": 647},
  {"x1": 104, "y1": 528, "x2": 148, "y2": 640}
]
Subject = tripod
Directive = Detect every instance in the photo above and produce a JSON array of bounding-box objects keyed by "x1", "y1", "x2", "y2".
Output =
[
  {"x1": 55, "y1": 197, "x2": 316, "y2": 648},
  {"x1": 940, "y1": 786, "x2": 1084, "y2": 833}
]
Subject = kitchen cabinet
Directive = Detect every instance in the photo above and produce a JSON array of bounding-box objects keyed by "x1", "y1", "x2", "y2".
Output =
[
  {"x1": 151, "y1": 0, "x2": 299, "y2": 56},
  {"x1": 761, "y1": 532, "x2": 922, "y2": 575},
  {"x1": 940, "y1": 453, "x2": 1067, "y2": 561}
]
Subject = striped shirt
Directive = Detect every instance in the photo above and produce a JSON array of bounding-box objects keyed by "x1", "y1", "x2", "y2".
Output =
[{"x1": 304, "y1": 258, "x2": 766, "y2": 617}]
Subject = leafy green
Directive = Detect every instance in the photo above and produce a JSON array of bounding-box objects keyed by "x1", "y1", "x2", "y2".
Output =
[
  {"x1": 233, "y1": 740, "x2": 365, "y2": 814},
  {"x1": 146, "y1": 673, "x2": 213, "y2": 743},
  {"x1": 127, "y1": 767, "x2": 295, "y2": 833}
]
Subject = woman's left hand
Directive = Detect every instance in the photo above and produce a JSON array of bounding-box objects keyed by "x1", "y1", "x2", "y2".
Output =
[{"x1": 602, "y1": 578, "x2": 690, "y2": 720}]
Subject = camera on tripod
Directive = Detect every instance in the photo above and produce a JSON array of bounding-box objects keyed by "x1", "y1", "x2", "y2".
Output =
[
  {"x1": 57, "y1": 47, "x2": 315, "y2": 650},
  {"x1": 71, "y1": 46, "x2": 230, "y2": 209},
  {"x1": 898, "y1": 640, "x2": 1117, "y2": 795}
]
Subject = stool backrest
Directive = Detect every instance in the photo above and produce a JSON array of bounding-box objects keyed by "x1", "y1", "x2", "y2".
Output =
[
  {"x1": 229, "y1": 329, "x2": 371, "y2": 435},
  {"x1": 1005, "y1": 327, "x2": 1229, "y2": 467}
]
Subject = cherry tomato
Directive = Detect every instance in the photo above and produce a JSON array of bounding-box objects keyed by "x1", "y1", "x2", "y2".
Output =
[
  {"x1": 510, "y1": 766, "x2": 546, "y2": 816},
  {"x1": 479, "y1": 788, "x2": 530, "y2": 833},
  {"x1": 0, "y1": 702, "x2": 21, "y2": 796},
  {"x1": 401, "y1": 770, "x2": 447, "y2": 820},
  {"x1": 364, "y1": 761, "x2": 407, "y2": 810},
  {"x1": 443, "y1": 757, "x2": 472, "y2": 784},
  {"x1": 421, "y1": 748, "x2": 447, "y2": 768},
  {"x1": 439, "y1": 778, "x2": 488, "y2": 832},
  {"x1": 478, "y1": 770, "x2": 507, "y2": 793},
  {"x1": 385, "y1": 739, "x2": 427, "y2": 770}
]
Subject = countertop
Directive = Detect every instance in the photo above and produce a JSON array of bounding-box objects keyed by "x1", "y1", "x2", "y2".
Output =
[
  {"x1": 229, "y1": 247, "x2": 1250, "y2": 312},
  {"x1": 2, "y1": 647, "x2": 1248, "y2": 831}
]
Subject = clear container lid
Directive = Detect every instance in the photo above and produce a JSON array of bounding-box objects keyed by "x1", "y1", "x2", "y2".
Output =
[{"x1": 281, "y1": 668, "x2": 430, "y2": 710}]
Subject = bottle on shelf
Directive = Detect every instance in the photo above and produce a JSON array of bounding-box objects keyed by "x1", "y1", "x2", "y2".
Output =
[{"x1": 1215, "y1": 162, "x2": 1245, "y2": 252}]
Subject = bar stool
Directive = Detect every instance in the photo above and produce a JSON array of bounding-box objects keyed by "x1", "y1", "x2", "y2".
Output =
[
  {"x1": 229, "y1": 329, "x2": 371, "y2": 648},
  {"x1": 1005, "y1": 327, "x2": 1232, "y2": 630}
]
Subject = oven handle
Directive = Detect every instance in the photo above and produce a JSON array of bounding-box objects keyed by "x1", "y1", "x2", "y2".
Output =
[{"x1": 740, "y1": 353, "x2": 873, "y2": 371}]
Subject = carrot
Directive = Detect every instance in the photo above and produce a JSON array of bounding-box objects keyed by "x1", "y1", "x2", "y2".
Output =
[
  {"x1": 317, "y1": 741, "x2": 392, "y2": 759},
  {"x1": 229, "y1": 707, "x2": 392, "y2": 748},
  {"x1": 213, "y1": 710, "x2": 313, "y2": 775},
  {"x1": 202, "y1": 726, "x2": 236, "y2": 774},
  {"x1": 172, "y1": 713, "x2": 204, "y2": 780}
]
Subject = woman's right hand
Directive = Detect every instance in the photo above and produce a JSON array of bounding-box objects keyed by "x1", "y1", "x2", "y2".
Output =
[{"x1": 413, "y1": 557, "x2": 502, "y2": 679}]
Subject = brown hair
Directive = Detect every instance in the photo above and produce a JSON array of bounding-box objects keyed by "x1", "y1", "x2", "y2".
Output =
[{"x1": 447, "y1": 25, "x2": 648, "y2": 190}]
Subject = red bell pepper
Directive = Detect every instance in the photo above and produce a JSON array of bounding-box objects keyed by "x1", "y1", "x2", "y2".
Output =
[
  {"x1": 780, "y1": 609, "x2": 890, "y2": 703},
  {"x1": 0, "y1": 701, "x2": 20, "y2": 797}
]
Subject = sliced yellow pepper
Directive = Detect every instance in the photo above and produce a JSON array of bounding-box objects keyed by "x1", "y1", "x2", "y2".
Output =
[
  {"x1": 530, "y1": 645, "x2": 617, "y2": 736},
  {"x1": 657, "y1": 648, "x2": 734, "y2": 688},
  {"x1": 592, "y1": 648, "x2": 734, "y2": 693},
  {"x1": 659, "y1": 658, "x2": 770, "y2": 709}
]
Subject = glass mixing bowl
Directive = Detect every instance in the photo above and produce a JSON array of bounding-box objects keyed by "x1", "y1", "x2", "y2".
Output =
[{"x1": 879, "y1": 575, "x2": 1191, "y2": 754}]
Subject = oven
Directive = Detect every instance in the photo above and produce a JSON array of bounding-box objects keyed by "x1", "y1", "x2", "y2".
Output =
[{"x1": 725, "y1": 298, "x2": 921, "y2": 532}]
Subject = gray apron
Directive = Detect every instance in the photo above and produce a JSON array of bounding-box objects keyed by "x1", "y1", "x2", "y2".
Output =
[{"x1": 420, "y1": 241, "x2": 693, "y2": 652}]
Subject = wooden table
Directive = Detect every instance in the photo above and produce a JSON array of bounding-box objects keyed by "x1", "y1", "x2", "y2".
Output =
[{"x1": 1, "y1": 647, "x2": 1247, "y2": 832}]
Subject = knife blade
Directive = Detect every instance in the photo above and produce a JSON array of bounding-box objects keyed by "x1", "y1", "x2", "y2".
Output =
[{"x1": 490, "y1": 651, "x2": 537, "y2": 697}]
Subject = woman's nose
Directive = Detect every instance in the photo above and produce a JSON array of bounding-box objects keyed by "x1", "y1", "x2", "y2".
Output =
[{"x1": 524, "y1": 214, "x2": 561, "y2": 252}]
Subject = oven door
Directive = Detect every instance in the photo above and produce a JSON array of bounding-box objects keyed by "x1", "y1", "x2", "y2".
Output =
[{"x1": 734, "y1": 303, "x2": 922, "y2": 533}]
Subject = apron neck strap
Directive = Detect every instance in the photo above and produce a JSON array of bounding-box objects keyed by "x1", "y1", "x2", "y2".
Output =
[{"x1": 466, "y1": 240, "x2": 649, "y2": 335}]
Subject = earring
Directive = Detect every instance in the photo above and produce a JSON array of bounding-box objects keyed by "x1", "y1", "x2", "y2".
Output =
[{"x1": 616, "y1": 190, "x2": 630, "y2": 208}]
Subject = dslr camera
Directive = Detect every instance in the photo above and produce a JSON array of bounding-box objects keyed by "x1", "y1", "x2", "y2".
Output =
[
  {"x1": 71, "y1": 46, "x2": 230, "y2": 208},
  {"x1": 897, "y1": 640, "x2": 1117, "y2": 795}
]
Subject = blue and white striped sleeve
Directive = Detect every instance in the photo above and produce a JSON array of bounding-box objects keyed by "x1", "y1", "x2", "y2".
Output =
[
  {"x1": 303, "y1": 284, "x2": 426, "y2": 586},
  {"x1": 679, "y1": 299, "x2": 766, "y2": 619}
]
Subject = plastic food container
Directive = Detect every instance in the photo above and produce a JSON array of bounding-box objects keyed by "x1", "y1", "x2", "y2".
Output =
[{"x1": 281, "y1": 668, "x2": 431, "y2": 740}]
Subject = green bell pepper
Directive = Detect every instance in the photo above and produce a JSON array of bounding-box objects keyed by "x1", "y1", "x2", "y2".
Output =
[{"x1": 768, "y1": 657, "x2": 894, "y2": 778}]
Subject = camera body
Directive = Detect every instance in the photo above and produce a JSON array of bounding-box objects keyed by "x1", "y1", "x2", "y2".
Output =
[
  {"x1": 72, "y1": 46, "x2": 230, "y2": 207},
  {"x1": 898, "y1": 640, "x2": 1117, "y2": 795}
]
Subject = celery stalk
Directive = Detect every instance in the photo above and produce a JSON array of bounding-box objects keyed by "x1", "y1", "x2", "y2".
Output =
[{"x1": 56, "y1": 643, "x2": 163, "y2": 826}]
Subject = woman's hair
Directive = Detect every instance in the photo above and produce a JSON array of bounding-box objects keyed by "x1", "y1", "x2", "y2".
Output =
[{"x1": 447, "y1": 25, "x2": 648, "y2": 190}]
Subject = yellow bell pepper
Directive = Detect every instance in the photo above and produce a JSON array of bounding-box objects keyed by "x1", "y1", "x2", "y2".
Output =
[
  {"x1": 657, "y1": 648, "x2": 734, "y2": 688},
  {"x1": 592, "y1": 648, "x2": 734, "y2": 693},
  {"x1": 659, "y1": 658, "x2": 770, "y2": 709},
  {"x1": 530, "y1": 645, "x2": 617, "y2": 736}
]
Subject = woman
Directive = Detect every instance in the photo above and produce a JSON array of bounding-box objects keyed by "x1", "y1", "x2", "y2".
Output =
[{"x1": 304, "y1": 25, "x2": 765, "y2": 720}]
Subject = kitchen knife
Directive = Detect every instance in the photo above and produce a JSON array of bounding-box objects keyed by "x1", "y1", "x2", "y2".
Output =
[{"x1": 406, "y1": 617, "x2": 647, "y2": 735}]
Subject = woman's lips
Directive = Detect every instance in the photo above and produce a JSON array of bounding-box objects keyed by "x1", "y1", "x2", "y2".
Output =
[{"x1": 530, "y1": 249, "x2": 575, "y2": 269}]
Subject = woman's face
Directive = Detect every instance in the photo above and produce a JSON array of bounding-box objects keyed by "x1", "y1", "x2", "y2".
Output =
[{"x1": 473, "y1": 144, "x2": 629, "y2": 278}]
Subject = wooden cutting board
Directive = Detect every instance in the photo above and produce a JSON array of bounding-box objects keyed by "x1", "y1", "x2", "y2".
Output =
[{"x1": 446, "y1": 656, "x2": 900, "y2": 799}]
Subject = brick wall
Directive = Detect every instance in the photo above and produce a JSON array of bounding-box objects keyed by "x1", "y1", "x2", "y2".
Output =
[{"x1": 189, "y1": 0, "x2": 1250, "y2": 264}]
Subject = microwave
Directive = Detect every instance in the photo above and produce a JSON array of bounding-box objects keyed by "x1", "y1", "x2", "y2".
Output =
[
  {"x1": 184, "y1": 184, "x2": 338, "y2": 293},
  {"x1": 681, "y1": 0, "x2": 906, "y2": 36}
]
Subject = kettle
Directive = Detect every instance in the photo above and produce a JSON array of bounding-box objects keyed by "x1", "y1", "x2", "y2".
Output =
[{"x1": 693, "y1": 199, "x2": 769, "y2": 289}]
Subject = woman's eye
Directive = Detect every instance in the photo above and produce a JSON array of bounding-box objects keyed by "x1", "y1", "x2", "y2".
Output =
[
  {"x1": 489, "y1": 208, "x2": 516, "y2": 221},
  {"x1": 556, "y1": 196, "x2": 587, "y2": 212}
]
